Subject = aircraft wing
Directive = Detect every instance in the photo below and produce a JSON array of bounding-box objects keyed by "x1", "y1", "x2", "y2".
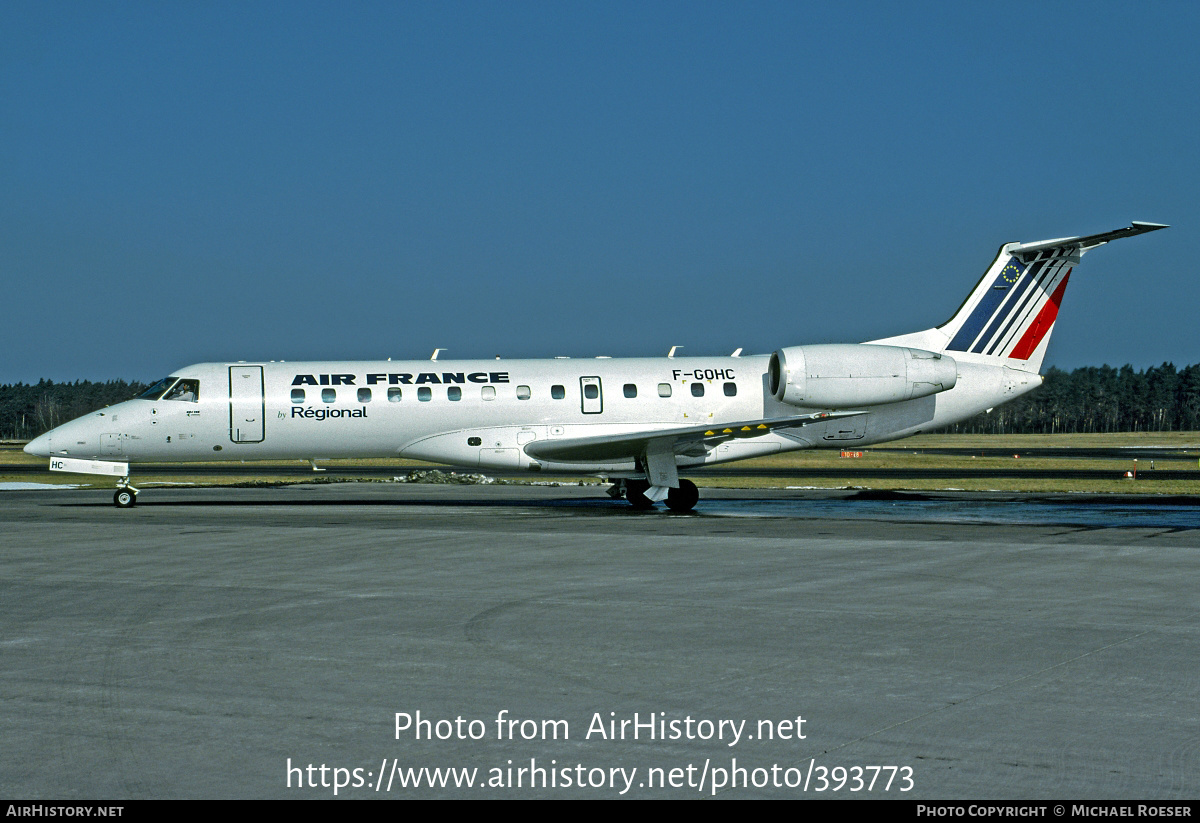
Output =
[{"x1": 522, "y1": 411, "x2": 865, "y2": 463}]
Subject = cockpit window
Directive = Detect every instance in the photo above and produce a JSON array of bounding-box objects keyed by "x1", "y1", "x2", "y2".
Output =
[
  {"x1": 138, "y1": 377, "x2": 177, "y2": 400},
  {"x1": 162, "y1": 379, "x2": 199, "y2": 402}
]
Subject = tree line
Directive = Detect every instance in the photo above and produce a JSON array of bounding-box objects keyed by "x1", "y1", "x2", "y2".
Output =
[
  {"x1": 0, "y1": 379, "x2": 149, "y2": 440},
  {"x1": 2, "y1": 363, "x2": 1199, "y2": 440},
  {"x1": 940, "y1": 363, "x2": 1200, "y2": 434}
]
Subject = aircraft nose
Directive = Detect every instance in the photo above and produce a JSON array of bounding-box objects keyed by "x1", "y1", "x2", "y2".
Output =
[{"x1": 24, "y1": 431, "x2": 52, "y2": 458}]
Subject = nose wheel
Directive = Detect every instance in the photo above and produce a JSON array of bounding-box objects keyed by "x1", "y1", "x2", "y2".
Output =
[{"x1": 113, "y1": 479, "x2": 139, "y2": 508}]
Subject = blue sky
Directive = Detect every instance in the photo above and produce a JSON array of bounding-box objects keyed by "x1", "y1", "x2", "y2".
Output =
[{"x1": 3, "y1": 1, "x2": 1195, "y2": 382}]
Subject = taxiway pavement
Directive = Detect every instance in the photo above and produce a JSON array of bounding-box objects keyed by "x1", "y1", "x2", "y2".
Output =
[{"x1": 2, "y1": 484, "x2": 1198, "y2": 799}]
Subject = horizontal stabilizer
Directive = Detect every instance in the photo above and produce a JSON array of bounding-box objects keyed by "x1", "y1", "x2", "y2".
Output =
[{"x1": 1007, "y1": 221, "x2": 1168, "y2": 258}]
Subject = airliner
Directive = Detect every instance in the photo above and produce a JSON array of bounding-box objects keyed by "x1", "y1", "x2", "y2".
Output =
[{"x1": 26, "y1": 221, "x2": 1167, "y2": 510}]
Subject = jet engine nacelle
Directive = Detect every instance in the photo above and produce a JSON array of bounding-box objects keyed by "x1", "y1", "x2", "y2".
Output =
[{"x1": 768, "y1": 344, "x2": 957, "y2": 408}]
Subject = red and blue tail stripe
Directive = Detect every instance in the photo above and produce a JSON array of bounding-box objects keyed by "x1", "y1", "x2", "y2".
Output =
[{"x1": 944, "y1": 248, "x2": 1074, "y2": 363}]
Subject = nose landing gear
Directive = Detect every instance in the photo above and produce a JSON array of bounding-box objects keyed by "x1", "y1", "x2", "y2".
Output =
[{"x1": 113, "y1": 478, "x2": 139, "y2": 508}]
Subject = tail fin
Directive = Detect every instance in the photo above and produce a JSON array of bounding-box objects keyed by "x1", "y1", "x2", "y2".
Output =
[{"x1": 873, "y1": 221, "x2": 1168, "y2": 373}]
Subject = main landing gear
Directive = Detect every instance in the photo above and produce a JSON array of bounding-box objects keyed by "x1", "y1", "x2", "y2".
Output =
[
  {"x1": 622, "y1": 478, "x2": 699, "y2": 512},
  {"x1": 113, "y1": 478, "x2": 139, "y2": 508}
]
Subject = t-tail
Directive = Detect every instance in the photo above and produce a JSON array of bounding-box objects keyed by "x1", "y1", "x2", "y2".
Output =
[{"x1": 873, "y1": 221, "x2": 1168, "y2": 374}]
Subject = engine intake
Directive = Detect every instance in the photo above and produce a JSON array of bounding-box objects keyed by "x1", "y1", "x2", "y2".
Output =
[{"x1": 768, "y1": 344, "x2": 957, "y2": 408}]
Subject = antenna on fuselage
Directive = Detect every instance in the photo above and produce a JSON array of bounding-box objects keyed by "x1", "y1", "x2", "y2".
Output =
[
  {"x1": 668, "y1": 346, "x2": 682, "y2": 358},
  {"x1": 430, "y1": 349, "x2": 444, "y2": 361}
]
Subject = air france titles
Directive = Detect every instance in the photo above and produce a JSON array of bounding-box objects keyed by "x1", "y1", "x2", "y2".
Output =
[
  {"x1": 289, "y1": 372, "x2": 512, "y2": 421},
  {"x1": 291, "y1": 372, "x2": 511, "y2": 386}
]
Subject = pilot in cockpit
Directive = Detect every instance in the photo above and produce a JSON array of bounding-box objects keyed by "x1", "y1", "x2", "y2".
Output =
[{"x1": 162, "y1": 379, "x2": 199, "y2": 403}]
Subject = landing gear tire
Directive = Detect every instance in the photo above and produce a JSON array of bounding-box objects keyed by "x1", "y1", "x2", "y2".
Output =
[
  {"x1": 665, "y1": 479, "x2": 699, "y2": 512},
  {"x1": 113, "y1": 489, "x2": 136, "y2": 508},
  {"x1": 625, "y1": 478, "x2": 655, "y2": 510}
]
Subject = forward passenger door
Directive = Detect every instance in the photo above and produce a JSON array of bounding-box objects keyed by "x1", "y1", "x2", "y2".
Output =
[{"x1": 229, "y1": 365, "x2": 265, "y2": 443}]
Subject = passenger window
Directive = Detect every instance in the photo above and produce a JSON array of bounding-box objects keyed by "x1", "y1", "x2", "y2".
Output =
[
  {"x1": 468, "y1": 437, "x2": 482, "y2": 446},
  {"x1": 724, "y1": 382, "x2": 737, "y2": 396},
  {"x1": 658, "y1": 383, "x2": 672, "y2": 397},
  {"x1": 691, "y1": 383, "x2": 705, "y2": 397},
  {"x1": 388, "y1": 387, "x2": 402, "y2": 402},
  {"x1": 357, "y1": 388, "x2": 372, "y2": 403},
  {"x1": 163, "y1": 379, "x2": 199, "y2": 402},
  {"x1": 551, "y1": 385, "x2": 565, "y2": 400},
  {"x1": 623, "y1": 384, "x2": 637, "y2": 398},
  {"x1": 322, "y1": 388, "x2": 336, "y2": 403},
  {"x1": 482, "y1": 386, "x2": 496, "y2": 400},
  {"x1": 291, "y1": 389, "x2": 305, "y2": 404},
  {"x1": 448, "y1": 386, "x2": 462, "y2": 401},
  {"x1": 418, "y1": 387, "x2": 432, "y2": 401},
  {"x1": 584, "y1": 384, "x2": 598, "y2": 400},
  {"x1": 517, "y1": 386, "x2": 531, "y2": 400}
]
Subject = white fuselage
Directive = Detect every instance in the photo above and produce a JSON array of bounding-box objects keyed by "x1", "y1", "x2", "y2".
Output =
[
  {"x1": 26, "y1": 221, "x2": 1166, "y2": 494},
  {"x1": 26, "y1": 354, "x2": 1036, "y2": 476}
]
